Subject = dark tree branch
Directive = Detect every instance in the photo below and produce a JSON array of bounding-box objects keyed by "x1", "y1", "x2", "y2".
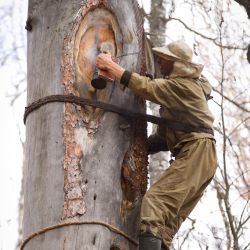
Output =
[{"x1": 243, "y1": 241, "x2": 250, "y2": 250}]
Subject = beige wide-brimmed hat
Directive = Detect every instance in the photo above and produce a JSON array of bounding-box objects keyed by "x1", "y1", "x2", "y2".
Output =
[
  {"x1": 152, "y1": 40, "x2": 195, "y2": 64},
  {"x1": 153, "y1": 40, "x2": 204, "y2": 78}
]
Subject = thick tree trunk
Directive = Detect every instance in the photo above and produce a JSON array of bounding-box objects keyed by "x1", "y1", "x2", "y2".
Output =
[{"x1": 23, "y1": 1, "x2": 147, "y2": 249}]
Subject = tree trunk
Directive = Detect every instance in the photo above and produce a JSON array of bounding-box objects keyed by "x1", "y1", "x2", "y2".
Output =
[
  {"x1": 23, "y1": 1, "x2": 147, "y2": 249},
  {"x1": 149, "y1": 0, "x2": 166, "y2": 47},
  {"x1": 148, "y1": 0, "x2": 169, "y2": 186}
]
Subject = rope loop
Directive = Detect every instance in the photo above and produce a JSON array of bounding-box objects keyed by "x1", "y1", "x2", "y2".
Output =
[
  {"x1": 23, "y1": 94, "x2": 214, "y2": 135},
  {"x1": 20, "y1": 220, "x2": 138, "y2": 250}
]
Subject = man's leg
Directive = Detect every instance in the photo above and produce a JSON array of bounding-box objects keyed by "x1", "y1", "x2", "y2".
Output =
[
  {"x1": 140, "y1": 138, "x2": 217, "y2": 248},
  {"x1": 161, "y1": 177, "x2": 213, "y2": 247}
]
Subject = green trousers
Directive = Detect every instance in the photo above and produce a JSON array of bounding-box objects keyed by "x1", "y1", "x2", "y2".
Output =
[{"x1": 140, "y1": 138, "x2": 217, "y2": 247}]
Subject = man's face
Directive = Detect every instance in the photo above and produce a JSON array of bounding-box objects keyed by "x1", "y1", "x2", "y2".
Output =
[{"x1": 156, "y1": 56, "x2": 174, "y2": 77}]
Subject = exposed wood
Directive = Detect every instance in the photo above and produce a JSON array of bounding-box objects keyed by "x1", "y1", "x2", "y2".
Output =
[{"x1": 23, "y1": 0, "x2": 147, "y2": 249}]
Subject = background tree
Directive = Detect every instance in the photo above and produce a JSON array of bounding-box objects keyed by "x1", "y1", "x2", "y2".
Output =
[{"x1": 0, "y1": 1, "x2": 26, "y2": 249}]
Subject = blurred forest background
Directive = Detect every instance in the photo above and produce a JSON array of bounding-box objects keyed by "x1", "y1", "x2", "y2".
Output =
[{"x1": 0, "y1": 0, "x2": 249, "y2": 249}]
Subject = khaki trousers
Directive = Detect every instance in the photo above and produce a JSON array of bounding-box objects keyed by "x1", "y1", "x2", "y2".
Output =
[{"x1": 140, "y1": 138, "x2": 217, "y2": 247}]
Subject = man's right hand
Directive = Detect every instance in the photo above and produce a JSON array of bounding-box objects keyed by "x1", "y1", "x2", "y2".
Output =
[
  {"x1": 96, "y1": 53, "x2": 125, "y2": 80},
  {"x1": 96, "y1": 52, "x2": 113, "y2": 71}
]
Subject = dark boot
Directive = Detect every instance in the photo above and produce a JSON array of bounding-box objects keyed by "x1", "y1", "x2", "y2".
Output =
[
  {"x1": 139, "y1": 233, "x2": 162, "y2": 250},
  {"x1": 161, "y1": 245, "x2": 169, "y2": 250}
]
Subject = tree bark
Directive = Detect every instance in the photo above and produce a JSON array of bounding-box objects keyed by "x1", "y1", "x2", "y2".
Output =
[{"x1": 23, "y1": 1, "x2": 147, "y2": 249}]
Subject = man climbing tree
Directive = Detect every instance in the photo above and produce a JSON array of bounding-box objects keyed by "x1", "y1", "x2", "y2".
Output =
[{"x1": 96, "y1": 40, "x2": 218, "y2": 250}]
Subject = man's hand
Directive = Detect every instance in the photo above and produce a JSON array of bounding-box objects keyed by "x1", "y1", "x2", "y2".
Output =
[
  {"x1": 96, "y1": 52, "x2": 113, "y2": 70},
  {"x1": 96, "y1": 53, "x2": 125, "y2": 80}
]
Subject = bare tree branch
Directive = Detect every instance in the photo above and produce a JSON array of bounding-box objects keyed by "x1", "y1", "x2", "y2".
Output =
[
  {"x1": 212, "y1": 88, "x2": 250, "y2": 113},
  {"x1": 179, "y1": 217, "x2": 196, "y2": 248},
  {"x1": 228, "y1": 117, "x2": 250, "y2": 137},
  {"x1": 214, "y1": 179, "x2": 232, "y2": 248},
  {"x1": 166, "y1": 17, "x2": 248, "y2": 50},
  {"x1": 237, "y1": 199, "x2": 250, "y2": 232}
]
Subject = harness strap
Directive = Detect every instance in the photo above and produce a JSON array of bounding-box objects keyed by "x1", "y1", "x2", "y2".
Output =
[{"x1": 23, "y1": 94, "x2": 214, "y2": 135}]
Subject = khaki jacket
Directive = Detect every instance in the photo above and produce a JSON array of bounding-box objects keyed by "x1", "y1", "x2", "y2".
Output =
[{"x1": 127, "y1": 72, "x2": 215, "y2": 154}]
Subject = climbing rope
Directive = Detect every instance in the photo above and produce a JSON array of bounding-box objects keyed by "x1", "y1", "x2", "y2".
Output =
[
  {"x1": 20, "y1": 220, "x2": 138, "y2": 250},
  {"x1": 23, "y1": 94, "x2": 214, "y2": 135}
]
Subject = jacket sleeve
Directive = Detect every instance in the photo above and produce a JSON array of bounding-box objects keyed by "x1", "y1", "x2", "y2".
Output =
[{"x1": 120, "y1": 71, "x2": 179, "y2": 106}]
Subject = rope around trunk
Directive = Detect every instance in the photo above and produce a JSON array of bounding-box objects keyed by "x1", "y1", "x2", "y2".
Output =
[
  {"x1": 23, "y1": 94, "x2": 214, "y2": 135},
  {"x1": 20, "y1": 220, "x2": 138, "y2": 250}
]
